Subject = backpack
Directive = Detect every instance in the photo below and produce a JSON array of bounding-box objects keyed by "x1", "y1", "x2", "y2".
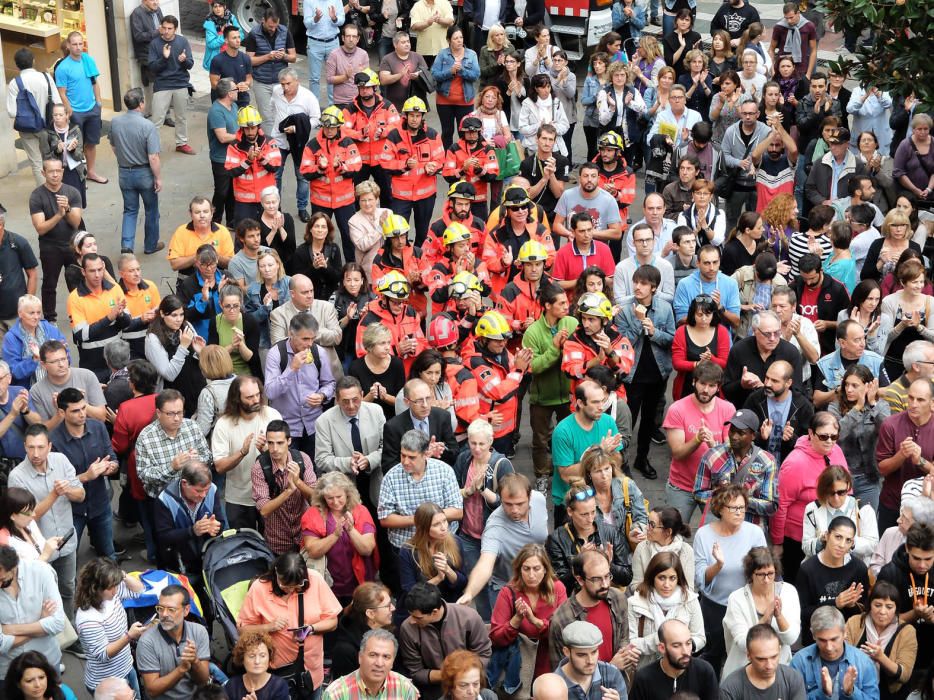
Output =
[
  {"x1": 257, "y1": 448, "x2": 304, "y2": 499},
  {"x1": 13, "y1": 76, "x2": 46, "y2": 133},
  {"x1": 276, "y1": 338, "x2": 322, "y2": 375}
]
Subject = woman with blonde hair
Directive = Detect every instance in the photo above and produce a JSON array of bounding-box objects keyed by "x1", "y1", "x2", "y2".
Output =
[
  {"x1": 258, "y1": 186, "x2": 296, "y2": 263},
  {"x1": 581, "y1": 445, "x2": 648, "y2": 551},
  {"x1": 582, "y1": 52, "x2": 612, "y2": 160},
  {"x1": 348, "y1": 180, "x2": 391, "y2": 277},
  {"x1": 245, "y1": 249, "x2": 291, "y2": 352},
  {"x1": 632, "y1": 35, "x2": 665, "y2": 96},
  {"x1": 301, "y1": 471, "x2": 377, "y2": 604},
  {"x1": 193, "y1": 345, "x2": 236, "y2": 438},
  {"x1": 678, "y1": 49, "x2": 713, "y2": 118},
  {"x1": 479, "y1": 24, "x2": 514, "y2": 87},
  {"x1": 761, "y1": 192, "x2": 797, "y2": 271},
  {"x1": 399, "y1": 502, "x2": 467, "y2": 609},
  {"x1": 862, "y1": 209, "x2": 921, "y2": 283},
  {"x1": 349, "y1": 322, "x2": 407, "y2": 419},
  {"x1": 490, "y1": 543, "x2": 567, "y2": 679},
  {"x1": 643, "y1": 65, "x2": 676, "y2": 126}
]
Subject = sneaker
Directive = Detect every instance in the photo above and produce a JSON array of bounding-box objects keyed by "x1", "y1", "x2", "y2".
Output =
[
  {"x1": 164, "y1": 117, "x2": 175, "y2": 128},
  {"x1": 121, "y1": 247, "x2": 133, "y2": 254},
  {"x1": 650, "y1": 16, "x2": 661, "y2": 25},
  {"x1": 176, "y1": 144, "x2": 196, "y2": 155},
  {"x1": 144, "y1": 241, "x2": 166, "y2": 255},
  {"x1": 651, "y1": 428, "x2": 666, "y2": 445},
  {"x1": 66, "y1": 640, "x2": 87, "y2": 659},
  {"x1": 535, "y1": 476, "x2": 550, "y2": 494},
  {"x1": 112, "y1": 542, "x2": 128, "y2": 557}
]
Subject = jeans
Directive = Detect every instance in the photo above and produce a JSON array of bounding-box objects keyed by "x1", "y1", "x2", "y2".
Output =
[
  {"x1": 306, "y1": 37, "x2": 338, "y2": 103},
  {"x1": 151, "y1": 87, "x2": 189, "y2": 145},
  {"x1": 211, "y1": 160, "x2": 236, "y2": 226},
  {"x1": 662, "y1": 12, "x2": 675, "y2": 35},
  {"x1": 119, "y1": 166, "x2": 161, "y2": 252},
  {"x1": 378, "y1": 35, "x2": 394, "y2": 59},
  {"x1": 458, "y1": 533, "x2": 493, "y2": 621},
  {"x1": 530, "y1": 403, "x2": 571, "y2": 479},
  {"x1": 852, "y1": 474, "x2": 881, "y2": 511},
  {"x1": 665, "y1": 481, "x2": 699, "y2": 524},
  {"x1": 649, "y1": 0, "x2": 659, "y2": 20},
  {"x1": 38, "y1": 242, "x2": 73, "y2": 322},
  {"x1": 793, "y1": 154, "x2": 809, "y2": 214},
  {"x1": 74, "y1": 505, "x2": 116, "y2": 560},
  {"x1": 276, "y1": 148, "x2": 310, "y2": 212},
  {"x1": 311, "y1": 203, "x2": 356, "y2": 263},
  {"x1": 50, "y1": 548, "x2": 77, "y2": 621},
  {"x1": 392, "y1": 196, "x2": 436, "y2": 247},
  {"x1": 235, "y1": 201, "x2": 264, "y2": 226}
]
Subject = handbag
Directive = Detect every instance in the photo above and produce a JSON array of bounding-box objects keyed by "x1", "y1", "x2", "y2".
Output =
[
  {"x1": 495, "y1": 141, "x2": 523, "y2": 180},
  {"x1": 714, "y1": 139, "x2": 754, "y2": 198},
  {"x1": 271, "y1": 592, "x2": 315, "y2": 700},
  {"x1": 56, "y1": 618, "x2": 78, "y2": 650}
]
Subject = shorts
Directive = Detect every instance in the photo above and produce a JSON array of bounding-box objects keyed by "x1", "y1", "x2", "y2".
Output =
[{"x1": 71, "y1": 103, "x2": 102, "y2": 145}]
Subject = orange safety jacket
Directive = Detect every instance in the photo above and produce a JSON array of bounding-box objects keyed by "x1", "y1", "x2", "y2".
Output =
[
  {"x1": 444, "y1": 356, "x2": 482, "y2": 438},
  {"x1": 561, "y1": 326, "x2": 635, "y2": 401},
  {"x1": 422, "y1": 256, "x2": 491, "y2": 310},
  {"x1": 380, "y1": 125, "x2": 445, "y2": 201},
  {"x1": 496, "y1": 276, "x2": 546, "y2": 336},
  {"x1": 300, "y1": 133, "x2": 363, "y2": 210},
  {"x1": 442, "y1": 138, "x2": 499, "y2": 202},
  {"x1": 482, "y1": 220, "x2": 556, "y2": 297},
  {"x1": 225, "y1": 131, "x2": 281, "y2": 204},
  {"x1": 595, "y1": 158, "x2": 637, "y2": 221},
  {"x1": 354, "y1": 299, "x2": 427, "y2": 374},
  {"x1": 466, "y1": 344, "x2": 526, "y2": 438},
  {"x1": 370, "y1": 245, "x2": 430, "y2": 317},
  {"x1": 424, "y1": 206, "x2": 487, "y2": 266},
  {"x1": 485, "y1": 202, "x2": 552, "y2": 236},
  {"x1": 342, "y1": 96, "x2": 401, "y2": 166}
]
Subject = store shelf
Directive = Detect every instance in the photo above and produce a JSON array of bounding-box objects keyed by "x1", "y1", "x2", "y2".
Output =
[{"x1": 0, "y1": 14, "x2": 60, "y2": 37}]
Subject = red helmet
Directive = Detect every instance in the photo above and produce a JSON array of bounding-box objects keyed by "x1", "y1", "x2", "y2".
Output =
[{"x1": 428, "y1": 315, "x2": 459, "y2": 349}]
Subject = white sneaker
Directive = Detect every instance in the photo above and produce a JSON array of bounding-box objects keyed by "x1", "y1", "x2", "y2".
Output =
[{"x1": 535, "y1": 476, "x2": 550, "y2": 494}]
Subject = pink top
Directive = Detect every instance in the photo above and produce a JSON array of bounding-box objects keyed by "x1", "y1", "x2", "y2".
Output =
[{"x1": 662, "y1": 395, "x2": 736, "y2": 491}]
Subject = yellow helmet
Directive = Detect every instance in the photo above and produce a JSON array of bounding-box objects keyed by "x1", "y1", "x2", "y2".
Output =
[
  {"x1": 320, "y1": 105, "x2": 345, "y2": 127},
  {"x1": 449, "y1": 271, "x2": 483, "y2": 299},
  {"x1": 577, "y1": 292, "x2": 613, "y2": 320},
  {"x1": 475, "y1": 310, "x2": 512, "y2": 340},
  {"x1": 354, "y1": 68, "x2": 380, "y2": 87},
  {"x1": 517, "y1": 240, "x2": 549, "y2": 263},
  {"x1": 381, "y1": 213, "x2": 410, "y2": 239},
  {"x1": 442, "y1": 222, "x2": 472, "y2": 247},
  {"x1": 376, "y1": 270, "x2": 410, "y2": 299},
  {"x1": 237, "y1": 105, "x2": 262, "y2": 127},
  {"x1": 598, "y1": 131, "x2": 625, "y2": 150},
  {"x1": 402, "y1": 96, "x2": 428, "y2": 114}
]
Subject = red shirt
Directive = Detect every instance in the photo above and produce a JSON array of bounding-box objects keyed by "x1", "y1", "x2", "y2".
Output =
[
  {"x1": 799, "y1": 285, "x2": 820, "y2": 322},
  {"x1": 586, "y1": 600, "x2": 615, "y2": 662},
  {"x1": 552, "y1": 240, "x2": 616, "y2": 299}
]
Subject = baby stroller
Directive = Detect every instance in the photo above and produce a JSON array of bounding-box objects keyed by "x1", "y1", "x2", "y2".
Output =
[{"x1": 202, "y1": 528, "x2": 276, "y2": 649}]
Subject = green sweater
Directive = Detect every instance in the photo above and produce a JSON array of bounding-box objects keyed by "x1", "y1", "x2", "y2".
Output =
[{"x1": 522, "y1": 314, "x2": 579, "y2": 406}]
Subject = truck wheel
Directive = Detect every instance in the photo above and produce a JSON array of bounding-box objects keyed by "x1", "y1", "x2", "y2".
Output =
[{"x1": 231, "y1": 0, "x2": 289, "y2": 33}]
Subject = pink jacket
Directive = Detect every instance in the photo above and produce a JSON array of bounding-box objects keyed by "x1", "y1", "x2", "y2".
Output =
[{"x1": 771, "y1": 435, "x2": 848, "y2": 545}]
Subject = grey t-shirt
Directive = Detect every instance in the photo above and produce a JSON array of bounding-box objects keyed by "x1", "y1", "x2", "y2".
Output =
[
  {"x1": 719, "y1": 665, "x2": 807, "y2": 700},
  {"x1": 555, "y1": 187, "x2": 622, "y2": 231},
  {"x1": 480, "y1": 490, "x2": 550, "y2": 589},
  {"x1": 136, "y1": 621, "x2": 211, "y2": 700},
  {"x1": 29, "y1": 367, "x2": 106, "y2": 420},
  {"x1": 226, "y1": 248, "x2": 269, "y2": 285}
]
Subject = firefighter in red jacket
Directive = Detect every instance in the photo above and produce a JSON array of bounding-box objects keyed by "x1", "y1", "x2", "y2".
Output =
[
  {"x1": 562, "y1": 291, "x2": 635, "y2": 401},
  {"x1": 300, "y1": 105, "x2": 363, "y2": 264},
  {"x1": 466, "y1": 310, "x2": 533, "y2": 452},
  {"x1": 482, "y1": 185, "x2": 556, "y2": 297},
  {"x1": 594, "y1": 131, "x2": 636, "y2": 259},
  {"x1": 380, "y1": 96, "x2": 445, "y2": 245},
  {"x1": 423, "y1": 223, "x2": 491, "y2": 307},
  {"x1": 355, "y1": 269, "x2": 427, "y2": 374},
  {"x1": 343, "y1": 69, "x2": 399, "y2": 208},
  {"x1": 442, "y1": 115, "x2": 499, "y2": 220},
  {"x1": 424, "y1": 180, "x2": 488, "y2": 266},
  {"x1": 427, "y1": 314, "x2": 483, "y2": 440},
  {"x1": 225, "y1": 105, "x2": 282, "y2": 223},
  {"x1": 370, "y1": 213, "x2": 429, "y2": 316},
  {"x1": 496, "y1": 240, "x2": 550, "y2": 345}
]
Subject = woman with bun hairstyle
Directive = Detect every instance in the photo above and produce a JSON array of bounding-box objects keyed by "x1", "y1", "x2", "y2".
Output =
[{"x1": 630, "y1": 505, "x2": 694, "y2": 591}]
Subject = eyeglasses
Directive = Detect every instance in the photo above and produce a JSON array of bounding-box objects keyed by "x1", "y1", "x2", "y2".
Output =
[
  {"x1": 369, "y1": 598, "x2": 396, "y2": 610},
  {"x1": 830, "y1": 488, "x2": 849, "y2": 497},
  {"x1": 633, "y1": 237, "x2": 654, "y2": 245},
  {"x1": 570, "y1": 487, "x2": 596, "y2": 502},
  {"x1": 722, "y1": 505, "x2": 745, "y2": 513},
  {"x1": 222, "y1": 303, "x2": 241, "y2": 310},
  {"x1": 159, "y1": 410, "x2": 184, "y2": 418},
  {"x1": 584, "y1": 573, "x2": 612, "y2": 584},
  {"x1": 755, "y1": 328, "x2": 781, "y2": 339},
  {"x1": 753, "y1": 571, "x2": 776, "y2": 579},
  {"x1": 815, "y1": 432, "x2": 839, "y2": 442},
  {"x1": 409, "y1": 397, "x2": 431, "y2": 405},
  {"x1": 277, "y1": 578, "x2": 308, "y2": 591},
  {"x1": 154, "y1": 605, "x2": 182, "y2": 614}
]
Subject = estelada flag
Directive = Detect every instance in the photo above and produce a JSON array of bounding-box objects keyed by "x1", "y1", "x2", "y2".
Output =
[{"x1": 122, "y1": 569, "x2": 204, "y2": 619}]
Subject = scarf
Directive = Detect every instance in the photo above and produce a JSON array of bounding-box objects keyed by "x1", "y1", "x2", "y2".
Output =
[
  {"x1": 648, "y1": 588, "x2": 685, "y2": 630},
  {"x1": 682, "y1": 204, "x2": 719, "y2": 246},
  {"x1": 776, "y1": 17, "x2": 810, "y2": 63},
  {"x1": 22, "y1": 325, "x2": 48, "y2": 384},
  {"x1": 865, "y1": 617, "x2": 898, "y2": 669},
  {"x1": 206, "y1": 8, "x2": 234, "y2": 31}
]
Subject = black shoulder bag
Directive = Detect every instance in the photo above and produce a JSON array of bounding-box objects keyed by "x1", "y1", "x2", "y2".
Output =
[
  {"x1": 714, "y1": 137, "x2": 755, "y2": 199},
  {"x1": 275, "y1": 593, "x2": 315, "y2": 700}
]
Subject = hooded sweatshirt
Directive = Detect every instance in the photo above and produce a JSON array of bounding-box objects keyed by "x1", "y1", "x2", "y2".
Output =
[{"x1": 877, "y1": 545, "x2": 934, "y2": 654}]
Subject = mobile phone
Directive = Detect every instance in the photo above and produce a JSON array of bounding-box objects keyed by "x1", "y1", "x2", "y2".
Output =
[
  {"x1": 57, "y1": 529, "x2": 75, "y2": 550},
  {"x1": 147, "y1": 612, "x2": 159, "y2": 625}
]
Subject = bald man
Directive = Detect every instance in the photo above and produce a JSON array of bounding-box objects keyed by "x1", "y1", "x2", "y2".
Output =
[
  {"x1": 532, "y1": 673, "x2": 569, "y2": 700},
  {"x1": 742, "y1": 359, "x2": 814, "y2": 463}
]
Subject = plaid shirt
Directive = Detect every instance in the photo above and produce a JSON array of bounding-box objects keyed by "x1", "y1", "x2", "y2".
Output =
[
  {"x1": 377, "y1": 458, "x2": 463, "y2": 548},
  {"x1": 323, "y1": 669, "x2": 419, "y2": 700},
  {"x1": 693, "y1": 443, "x2": 778, "y2": 527},
  {"x1": 251, "y1": 451, "x2": 317, "y2": 554},
  {"x1": 136, "y1": 419, "x2": 212, "y2": 498}
]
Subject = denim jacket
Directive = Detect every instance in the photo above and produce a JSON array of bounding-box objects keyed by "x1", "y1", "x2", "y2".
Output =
[
  {"x1": 431, "y1": 48, "x2": 481, "y2": 103},
  {"x1": 612, "y1": 1, "x2": 646, "y2": 41},
  {"x1": 581, "y1": 75, "x2": 607, "y2": 127},
  {"x1": 816, "y1": 349, "x2": 885, "y2": 392},
  {"x1": 245, "y1": 277, "x2": 292, "y2": 348},
  {"x1": 790, "y1": 642, "x2": 879, "y2": 700},
  {"x1": 614, "y1": 296, "x2": 676, "y2": 380}
]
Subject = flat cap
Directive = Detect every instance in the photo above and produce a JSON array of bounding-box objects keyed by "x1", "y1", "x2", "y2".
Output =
[{"x1": 562, "y1": 621, "x2": 603, "y2": 649}]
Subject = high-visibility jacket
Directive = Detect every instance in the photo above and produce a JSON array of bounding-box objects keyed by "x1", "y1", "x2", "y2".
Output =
[
  {"x1": 595, "y1": 158, "x2": 637, "y2": 221},
  {"x1": 496, "y1": 276, "x2": 546, "y2": 336},
  {"x1": 225, "y1": 131, "x2": 281, "y2": 204},
  {"x1": 422, "y1": 257, "x2": 491, "y2": 309},
  {"x1": 482, "y1": 221, "x2": 555, "y2": 296},
  {"x1": 119, "y1": 278, "x2": 161, "y2": 356},
  {"x1": 442, "y1": 138, "x2": 499, "y2": 202},
  {"x1": 342, "y1": 96, "x2": 401, "y2": 167},
  {"x1": 300, "y1": 132, "x2": 362, "y2": 210},
  {"x1": 561, "y1": 327, "x2": 635, "y2": 401},
  {"x1": 370, "y1": 245, "x2": 430, "y2": 317},
  {"x1": 424, "y1": 206, "x2": 487, "y2": 266},
  {"x1": 485, "y1": 202, "x2": 551, "y2": 236},
  {"x1": 354, "y1": 299, "x2": 427, "y2": 374},
  {"x1": 67, "y1": 279, "x2": 131, "y2": 377},
  {"x1": 444, "y1": 356, "x2": 482, "y2": 438},
  {"x1": 466, "y1": 345, "x2": 526, "y2": 438},
  {"x1": 380, "y1": 125, "x2": 445, "y2": 201}
]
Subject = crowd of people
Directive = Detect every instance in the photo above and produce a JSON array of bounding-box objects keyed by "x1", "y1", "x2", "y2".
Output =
[{"x1": 2, "y1": 0, "x2": 934, "y2": 699}]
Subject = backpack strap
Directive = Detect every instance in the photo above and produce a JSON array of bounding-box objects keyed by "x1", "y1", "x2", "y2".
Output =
[
  {"x1": 257, "y1": 451, "x2": 281, "y2": 499},
  {"x1": 278, "y1": 338, "x2": 322, "y2": 374}
]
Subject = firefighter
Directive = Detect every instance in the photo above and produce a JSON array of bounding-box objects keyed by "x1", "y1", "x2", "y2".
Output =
[
  {"x1": 423, "y1": 223, "x2": 491, "y2": 307},
  {"x1": 300, "y1": 105, "x2": 363, "y2": 265},
  {"x1": 594, "y1": 131, "x2": 636, "y2": 261},
  {"x1": 370, "y1": 213, "x2": 429, "y2": 316},
  {"x1": 225, "y1": 105, "x2": 282, "y2": 224},
  {"x1": 343, "y1": 69, "x2": 399, "y2": 208},
  {"x1": 561, "y1": 291, "x2": 635, "y2": 401},
  {"x1": 466, "y1": 310, "x2": 533, "y2": 455},
  {"x1": 427, "y1": 314, "x2": 483, "y2": 441},
  {"x1": 355, "y1": 269, "x2": 427, "y2": 373},
  {"x1": 381, "y1": 96, "x2": 445, "y2": 245},
  {"x1": 482, "y1": 185, "x2": 555, "y2": 297},
  {"x1": 424, "y1": 180, "x2": 487, "y2": 266},
  {"x1": 442, "y1": 115, "x2": 499, "y2": 221},
  {"x1": 496, "y1": 240, "x2": 551, "y2": 342},
  {"x1": 485, "y1": 178, "x2": 553, "y2": 235}
]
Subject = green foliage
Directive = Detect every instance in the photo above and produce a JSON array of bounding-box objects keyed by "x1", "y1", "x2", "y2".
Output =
[{"x1": 817, "y1": 0, "x2": 933, "y2": 108}]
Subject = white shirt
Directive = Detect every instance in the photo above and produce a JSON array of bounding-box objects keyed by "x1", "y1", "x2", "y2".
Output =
[
  {"x1": 270, "y1": 84, "x2": 321, "y2": 150},
  {"x1": 850, "y1": 227, "x2": 881, "y2": 275},
  {"x1": 481, "y1": 0, "x2": 501, "y2": 30},
  {"x1": 211, "y1": 406, "x2": 283, "y2": 506},
  {"x1": 6, "y1": 68, "x2": 62, "y2": 120}
]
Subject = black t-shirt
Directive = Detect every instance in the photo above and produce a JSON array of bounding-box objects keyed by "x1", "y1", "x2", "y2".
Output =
[
  {"x1": 630, "y1": 658, "x2": 720, "y2": 700},
  {"x1": 710, "y1": 2, "x2": 761, "y2": 40},
  {"x1": 28, "y1": 184, "x2": 82, "y2": 247},
  {"x1": 0, "y1": 231, "x2": 39, "y2": 319},
  {"x1": 209, "y1": 51, "x2": 253, "y2": 107},
  {"x1": 348, "y1": 355, "x2": 406, "y2": 421},
  {"x1": 520, "y1": 152, "x2": 570, "y2": 213}
]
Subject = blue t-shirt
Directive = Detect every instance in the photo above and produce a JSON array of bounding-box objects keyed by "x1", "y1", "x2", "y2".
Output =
[
  {"x1": 209, "y1": 51, "x2": 253, "y2": 107},
  {"x1": 55, "y1": 53, "x2": 99, "y2": 113},
  {"x1": 0, "y1": 385, "x2": 28, "y2": 460},
  {"x1": 207, "y1": 100, "x2": 239, "y2": 164},
  {"x1": 551, "y1": 412, "x2": 622, "y2": 505}
]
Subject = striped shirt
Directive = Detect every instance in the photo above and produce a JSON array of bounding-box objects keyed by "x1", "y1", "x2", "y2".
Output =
[
  {"x1": 787, "y1": 231, "x2": 833, "y2": 280},
  {"x1": 250, "y1": 451, "x2": 316, "y2": 554},
  {"x1": 377, "y1": 458, "x2": 463, "y2": 548},
  {"x1": 323, "y1": 670, "x2": 420, "y2": 700},
  {"x1": 75, "y1": 581, "x2": 140, "y2": 690}
]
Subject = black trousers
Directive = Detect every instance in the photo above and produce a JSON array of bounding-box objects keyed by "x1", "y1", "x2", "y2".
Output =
[
  {"x1": 211, "y1": 160, "x2": 235, "y2": 226},
  {"x1": 781, "y1": 536, "x2": 805, "y2": 590},
  {"x1": 699, "y1": 594, "x2": 728, "y2": 675},
  {"x1": 436, "y1": 103, "x2": 474, "y2": 150},
  {"x1": 878, "y1": 503, "x2": 899, "y2": 533},
  {"x1": 626, "y1": 379, "x2": 666, "y2": 465},
  {"x1": 392, "y1": 196, "x2": 436, "y2": 247},
  {"x1": 311, "y1": 203, "x2": 356, "y2": 264},
  {"x1": 38, "y1": 243, "x2": 73, "y2": 322}
]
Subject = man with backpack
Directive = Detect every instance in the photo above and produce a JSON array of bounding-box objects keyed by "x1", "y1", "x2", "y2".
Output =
[
  {"x1": 251, "y1": 418, "x2": 317, "y2": 554},
  {"x1": 5, "y1": 48, "x2": 61, "y2": 185}
]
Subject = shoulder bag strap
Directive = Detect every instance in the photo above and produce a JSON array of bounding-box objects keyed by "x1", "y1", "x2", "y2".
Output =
[{"x1": 294, "y1": 592, "x2": 306, "y2": 673}]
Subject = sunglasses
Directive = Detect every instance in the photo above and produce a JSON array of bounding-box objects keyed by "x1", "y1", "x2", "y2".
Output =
[
  {"x1": 570, "y1": 487, "x2": 596, "y2": 502},
  {"x1": 815, "y1": 432, "x2": 839, "y2": 442},
  {"x1": 830, "y1": 488, "x2": 849, "y2": 497}
]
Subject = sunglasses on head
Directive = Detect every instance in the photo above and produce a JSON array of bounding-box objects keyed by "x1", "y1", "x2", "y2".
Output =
[{"x1": 570, "y1": 487, "x2": 596, "y2": 502}]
